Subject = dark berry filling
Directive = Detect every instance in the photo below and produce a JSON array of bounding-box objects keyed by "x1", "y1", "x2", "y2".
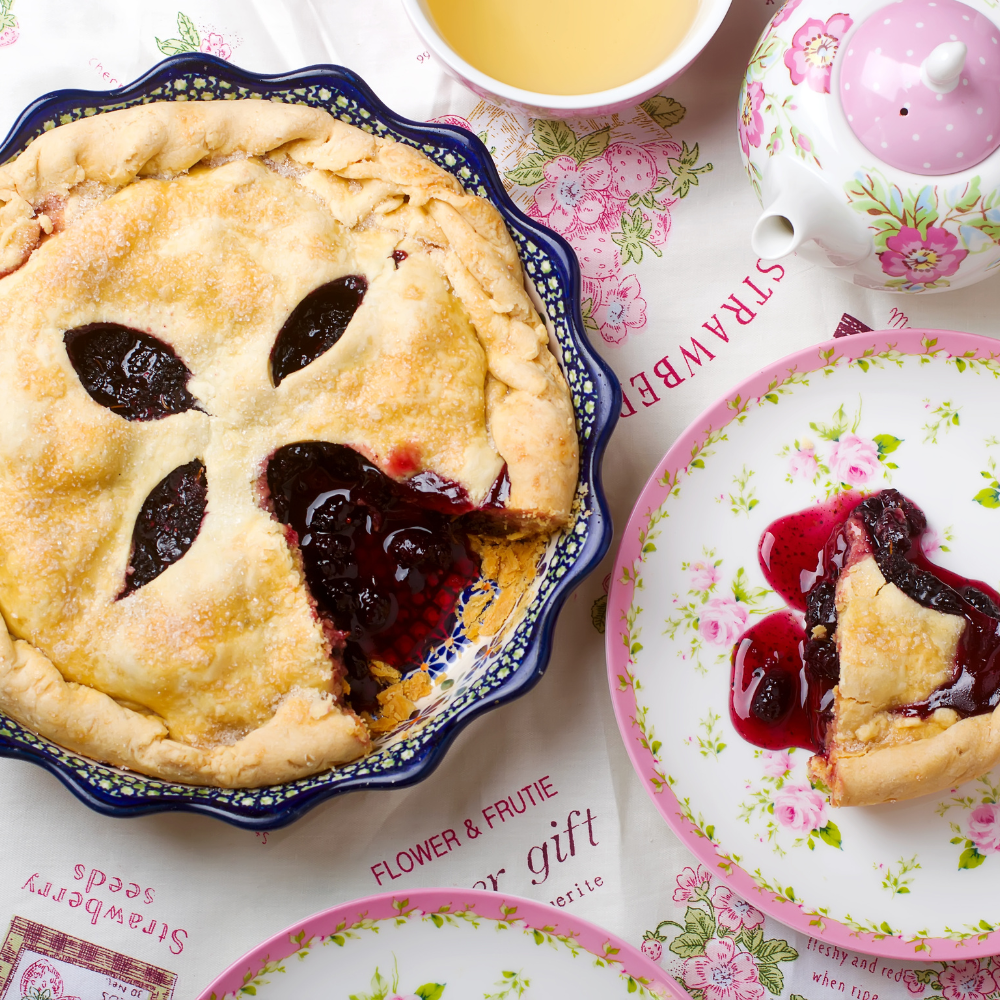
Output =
[
  {"x1": 120, "y1": 460, "x2": 208, "y2": 598},
  {"x1": 64, "y1": 324, "x2": 200, "y2": 421},
  {"x1": 730, "y1": 489, "x2": 1000, "y2": 753},
  {"x1": 266, "y1": 442, "x2": 481, "y2": 712},
  {"x1": 732, "y1": 611, "x2": 825, "y2": 751},
  {"x1": 483, "y1": 465, "x2": 511, "y2": 509},
  {"x1": 391, "y1": 250, "x2": 408, "y2": 268},
  {"x1": 342, "y1": 643, "x2": 380, "y2": 716},
  {"x1": 270, "y1": 275, "x2": 367, "y2": 386}
]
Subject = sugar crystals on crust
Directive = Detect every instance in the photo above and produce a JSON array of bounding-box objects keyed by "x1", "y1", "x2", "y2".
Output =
[{"x1": 0, "y1": 100, "x2": 579, "y2": 788}]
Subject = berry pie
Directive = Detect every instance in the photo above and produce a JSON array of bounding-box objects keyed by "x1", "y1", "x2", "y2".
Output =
[
  {"x1": 0, "y1": 101, "x2": 578, "y2": 787},
  {"x1": 732, "y1": 490, "x2": 1000, "y2": 806}
]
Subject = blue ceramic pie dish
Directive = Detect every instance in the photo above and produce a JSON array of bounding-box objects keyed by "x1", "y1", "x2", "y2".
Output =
[{"x1": 0, "y1": 54, "x2": 619, "y2": 829}]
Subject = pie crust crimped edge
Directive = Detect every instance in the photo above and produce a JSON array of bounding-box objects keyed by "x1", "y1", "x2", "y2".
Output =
[
  {"x1": 809, "y1": 710, "x2": 1000, "y2": 807},
  {"x1": 0, "y1": 100, "x2": 577, "y2": 787}
]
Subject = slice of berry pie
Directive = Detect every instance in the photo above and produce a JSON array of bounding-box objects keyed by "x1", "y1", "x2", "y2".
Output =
[
  {"x1": 0, "y1": 101, "x2": 578, "y2": 787},
  {"x1": 732, "y1": 490, "x2": 1000, "y2": 806}
]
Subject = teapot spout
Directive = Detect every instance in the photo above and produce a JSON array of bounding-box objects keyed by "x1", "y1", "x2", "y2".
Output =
[{"x1": 751, "y1": 156, "x2": 871, "y2": 267}]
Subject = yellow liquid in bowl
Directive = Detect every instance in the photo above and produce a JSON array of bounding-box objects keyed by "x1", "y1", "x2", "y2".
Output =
[{"x1": 425, "y1": 0, "x2": 700, "y2": 96}]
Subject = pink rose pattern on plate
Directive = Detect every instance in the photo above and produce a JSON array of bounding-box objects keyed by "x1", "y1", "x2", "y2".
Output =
[
  {"x1": 946, "y1": 779, "x2": 1000, "y2": 870},
  {"x1": 640, "y1": 760, "x2": 1000, "y2": 988},
  {"x1": 642, "y1": 866, "x2": 795, "y2": 998},
  {"x1": 920, "y1": 529, "x2": 943, "y2": 557},
  {"x1": 502, "y1": 101, "x2": 712, "y2": 345},
  {"x1": 779, "y1": 403, "x2": 902, "y2": 498},
  {"x1": 760, "y1": 749, "x2": 793, "y2": 778},
  {"x1": 689, "y1": 560, "x2": 722, "y2": 592},
  {"x1": 787, "y1": 444, "x2": 818, "y2": 481},
  {"x1": 968, "y1": 803, "x2": 1000, "y2": 857},
  {"x1": 698, "y1": 596, "x2": 750, "y2": 647},
  {"x1": 772, "y1": 783, "x2": 828, "y2": 833},
  {"x1": 828, "y1": 433, "x2": 881, "y2": 487},
  {"x1": 738, "y1": 749, "x2": 843, "y2": 851},
  {"x1": 665, "y1": 553, "x2": 777, "y2": 675}
]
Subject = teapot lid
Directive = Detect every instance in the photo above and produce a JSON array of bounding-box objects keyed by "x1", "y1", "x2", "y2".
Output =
[{"x1": 840, "y1": 0, "x2": 1000, "y2": 174}]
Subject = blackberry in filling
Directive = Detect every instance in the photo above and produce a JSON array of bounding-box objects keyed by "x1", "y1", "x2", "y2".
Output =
[
  {"x1": 62, "y1": 324, "x2": 209, "y2": 598},
  {"x1": 63, "y1": 283, "x2": 507, "y2": 720},
  {"x1": 266, "y1": 442, "x2": 482, "y2": 714},
  {"x1": 730, "y1": 490, "x2": 1000, "y2": 751},
  {"x1": 121, "y1": 460, "x2": 208, "y2": 598},
  {"x1": 64, "y1": 323, "x2": 200, "y2": 421}
]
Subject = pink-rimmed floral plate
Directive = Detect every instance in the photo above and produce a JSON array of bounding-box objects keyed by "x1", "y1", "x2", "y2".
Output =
[
  {"x1": 198, "y1": 887, "x2": 687, "y2": 1000},
  {"x1": 608, "y1": 329, "x2": 1000, "y2": 959}
]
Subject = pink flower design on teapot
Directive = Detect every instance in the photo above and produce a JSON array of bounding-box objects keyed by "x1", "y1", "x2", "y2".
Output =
[
  {"x1": 879, "y1": 226, "x2": 968, "y2": 285},
  {"x1": 784, "y1": 13, "x2": 852, "y2": 93}
]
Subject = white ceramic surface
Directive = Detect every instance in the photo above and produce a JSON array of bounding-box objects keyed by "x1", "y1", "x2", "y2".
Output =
[
  {"x1": 608, "y1": 329, "x2": 1000, "y2": 958},
  {"x1": 741, "y1": 0, "x2": 1000, "y2": 292},
  {"x1": 401, "y1": 0, "x2": 733, "y2": 119}
]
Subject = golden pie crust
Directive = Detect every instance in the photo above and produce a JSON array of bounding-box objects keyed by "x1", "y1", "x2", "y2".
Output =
[
  {"x1": 0, "y1": 101, "x2": 578, "y2": 787},
  {"x1": 809, "y1": 555, "x2": 1000, "y2": 806}
]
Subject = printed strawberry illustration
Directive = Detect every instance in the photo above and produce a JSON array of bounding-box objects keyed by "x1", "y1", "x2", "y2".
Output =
[
  {"x1": 605, "y1": 141, "x2": 658, "y2": 199},
  {"x1": 19, "y1": 959, "x2": 81, "y2": 1000},
  {"x1": 641, "y1": 932, "x2": 665, "y2": 962},
  {"x1": 0, "y1": 0, "x2": 19, "y2": 46}
]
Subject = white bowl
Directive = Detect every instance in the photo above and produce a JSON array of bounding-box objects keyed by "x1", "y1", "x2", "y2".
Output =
[{"x1": 401, "y1": 0, "x2": 734, "y2": 119}]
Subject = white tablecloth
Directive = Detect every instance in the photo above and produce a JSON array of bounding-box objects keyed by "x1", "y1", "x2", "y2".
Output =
[{"x1": 0, "y1": 2, "x2": 998, "y2": 997}]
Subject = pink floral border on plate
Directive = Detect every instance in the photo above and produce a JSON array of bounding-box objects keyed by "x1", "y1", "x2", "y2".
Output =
[
  {"x1": 196, "y1": 886, "x2": 691, "y2": 1000},
  {"x1": 606, "y1": 328, "x2": 1000, "y2": 960}
]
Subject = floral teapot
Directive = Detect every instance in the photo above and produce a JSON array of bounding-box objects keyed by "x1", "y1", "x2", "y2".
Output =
[{"x1": 741, "y1": 0, "x2": 1000, "y2": 292}]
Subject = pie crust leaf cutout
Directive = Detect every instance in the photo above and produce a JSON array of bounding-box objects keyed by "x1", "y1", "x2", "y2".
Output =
[
  {"x1": 121, "y1": 459, "x2": 208, "y2": 598},
  {"x1": 64, "y1": 323, "x2": 200, "y2": 420},
  {"x1": 270, "y1": 275, "x2": 368, "y2": 386},
  {"x1": 731, "y1": 489, "x2": 1000, "y2": 807}
]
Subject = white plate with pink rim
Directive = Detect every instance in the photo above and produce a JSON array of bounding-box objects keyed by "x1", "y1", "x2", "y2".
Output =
[
  {"x1": 197, "y1": 887, "x2": 687, "y2": 1000},
  {"x1": 607, "y1": 328, "x2": 1000, "y2": 959}
]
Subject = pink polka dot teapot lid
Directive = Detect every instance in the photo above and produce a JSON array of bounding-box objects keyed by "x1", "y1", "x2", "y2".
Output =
[
  {"x1": 740, "y1": 0, "x2": 1000, "y2": 293},
  {"x1": 840, "y1": 0, "x2": 1000, "y2": 175}
]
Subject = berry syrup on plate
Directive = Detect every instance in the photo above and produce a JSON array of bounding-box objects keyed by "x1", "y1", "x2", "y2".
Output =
[{"x1": 730, "y1": 490, "x2": 1000, "y2": 753}]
